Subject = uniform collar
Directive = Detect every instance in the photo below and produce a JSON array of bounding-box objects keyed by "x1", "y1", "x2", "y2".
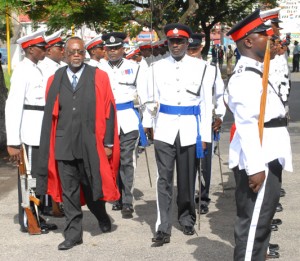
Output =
[
  {"x1": 239, "y1": 56, "x2": 263, "y2": 70},
  {"x1": 108, "y1": 58, "x2": 124, "y2": 69}
]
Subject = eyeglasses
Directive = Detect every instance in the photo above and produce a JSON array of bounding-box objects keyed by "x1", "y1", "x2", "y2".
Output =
[
  {"x1": 66, "y1": 49, "x2": 86, "y2": 56},
  {"x1": 30, "y1": 45, "x2": 46, "y2": 50},
  {"x1": 168, "y1": 38, "x2": 187, "y2": 45}
]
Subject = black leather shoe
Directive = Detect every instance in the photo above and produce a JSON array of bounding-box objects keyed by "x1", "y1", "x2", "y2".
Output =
[
  {"x1": 121, "y1": 204, "x2": 134, "y2": 218},
  {"x1": 270, "y1": 224, "x2": 278, "y2": 232},
  {"x1": 152, "y1": 231, "x2": 170, "y2": 244},
  {"x1": 266, "y1": 250, "x2": 280, "y2": 259},
  {"x1": 99, "y1": 214, "x2": 111, "y2": 233},
  {"x1": 276, "y1": 203, "x2": 283, "y2": 212},
  {"x1": 112, "y1": 201, "x2": 122, "y2": 211},
  {"x1": 271, "y1": 219, "x2": 282, "y2": 226},
  {"x1": 269, "y1": 243, "x2": 279, "y2": 251},
  {"x1": 20, "y1": 226, "x2": 49, "y2": 234},
  {"x1": 200, "y1": 205, "x2": 209, "y2": 215},
  {"x1": 183, "y1": 226, "x2": 195, "y2": 235},
  {"x1": 40, "y1": 222, "x2": 58, "y2": 231},
  {"x1": 58, "y1": 239, "x2": 83, "y2": 250}
]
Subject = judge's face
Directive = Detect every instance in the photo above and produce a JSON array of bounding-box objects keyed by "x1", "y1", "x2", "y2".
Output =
[{"x1": 65, "y1": 39, "x2": 86, "y2": 72}]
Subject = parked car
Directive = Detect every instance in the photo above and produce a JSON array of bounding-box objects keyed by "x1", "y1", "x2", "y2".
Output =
[{"x1": 0, "y1": 48, "x2": 8, "y2": 64}]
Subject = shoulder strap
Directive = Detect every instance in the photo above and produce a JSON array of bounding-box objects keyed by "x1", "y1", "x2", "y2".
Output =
[{"x1": 196, "y1": 64, "x2": 207, "y2": 96}]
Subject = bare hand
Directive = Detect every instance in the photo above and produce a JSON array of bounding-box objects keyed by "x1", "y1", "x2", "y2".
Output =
[
  {"x1": 202, "y1": 142, "x2": 207, "y2": 150},
  {"x1": 212, "y1": 118, "x2": 222, "y2": 132},
  {"x1": 7, "y1": 146, "x2": 21, "y2": 162},
  {"x1": 104, "y1": 147, "x2": 113, "y2": 159},
  {"x1": 249, "y1": 171, "x2": 265, "y2": 193}
]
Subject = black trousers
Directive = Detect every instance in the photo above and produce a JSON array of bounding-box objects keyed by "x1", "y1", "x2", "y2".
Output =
[
  {"x1": 57, "y1": 159, "x2": 108, "y2": 242},
  {"x1": 233, "y1": 159, "x2": 282, "y2": 261},
  {"x1": 200, "y1": 141, "x2": 213, "y2": 205},
  {"x1": 154, "y1": 134, "x2": 197, "y2": 235},
  {"x1": 117, "y1": 129, "x2": 139, "y2": 205},
  {"x1": 292, "y1": 53, "x2": 299, "y2": 72}
]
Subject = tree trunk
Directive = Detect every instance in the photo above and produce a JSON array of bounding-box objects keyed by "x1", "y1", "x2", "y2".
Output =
[
  {"x1": 201, "y1": 22, "x2": 211, "y2": 61},
  {"x1": 0, "y1": 62, "x2": 8, "y2": 150}
]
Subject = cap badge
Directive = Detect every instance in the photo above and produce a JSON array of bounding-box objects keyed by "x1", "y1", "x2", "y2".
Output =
[
  {"x1": 110, "y1": 36, "x2": 115, "y2": 43},
  {"x1": 173, "y1": 28, "x2": 179, "y2": 34},
  {"x1": 188, "y1": 38, "x2": 193, "y2": 43}
]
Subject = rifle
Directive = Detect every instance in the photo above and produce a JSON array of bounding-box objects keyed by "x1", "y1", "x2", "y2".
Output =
[{"x1": 19, "y1": 144, "x2": 41, "y2": 235}]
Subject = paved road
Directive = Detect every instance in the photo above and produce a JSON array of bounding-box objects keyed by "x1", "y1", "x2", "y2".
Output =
[{"x1": 0, "y1": 75, "x2": 299, "y2": 260}]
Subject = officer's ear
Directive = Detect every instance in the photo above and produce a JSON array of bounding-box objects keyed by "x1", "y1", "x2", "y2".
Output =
[{"x1": 243, "y1": 36, "x2": 253, "y2": 49}]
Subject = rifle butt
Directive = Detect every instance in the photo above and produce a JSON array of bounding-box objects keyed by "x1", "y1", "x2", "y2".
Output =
[
  {"x1": 52, "y1": 199, "x2": 64, "y2": 217},
  {"x1": 29, "y1": 195, "x2": 40, "y2": 206},
  {"x1": 24, "y1": 208, "x2": 41, "y2": 235}
]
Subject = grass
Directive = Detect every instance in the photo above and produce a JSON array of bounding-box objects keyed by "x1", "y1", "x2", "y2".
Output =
[{"x1": 3, "y1": 68, "x2": 11, "y2": 91}]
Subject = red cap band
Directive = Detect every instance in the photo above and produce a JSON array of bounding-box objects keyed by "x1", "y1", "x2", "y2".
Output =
[
  {"x1": 21, "y1": 37, "x2": 45, "y2": 49},
  {"x1": 87, "y1": 40, "x2": 103, "y2": 50},
  {"x1": 140, "y1": 44, "x2": 151, "y2": 50},
  {"x1": 47, "y1": 37, "x2": 62, "y2": 46},
  {"x1": 166, "y1": 29, "x2": 189, "y2": 38},
  {"x1": 266, "y1": 28, "x2": 274, "y2": 36},
  {"x1": 230, "y1": 17, "x2": 263, "y2": 41},
  {"x1": 262, "y1": 14, "x2": 279, "y2": 21}
]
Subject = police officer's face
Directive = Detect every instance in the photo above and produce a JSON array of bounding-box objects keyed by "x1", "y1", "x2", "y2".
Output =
[
  {"x1": 246, "y1": 32, "x2": 276, "y2": 61},
  {"x1": 106, "y1": 46, "x2": 124, "y2": 62},
  {"x1": 29, "y1": 45, "x2": 46, "y2": 64},
  {"x1": 168, "y1": 37, "x2": 188, "y2": 60},
  {"x1": 47, "y1": 46, "x2": 64, "y2": 64},
  {"x1": 65, "y1": 39, "x2": 86, "y2": 70}
]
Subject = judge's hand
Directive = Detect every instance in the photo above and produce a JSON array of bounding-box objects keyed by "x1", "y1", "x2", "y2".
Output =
[
  {"x1": 249, "y1": 171, "x2": 265, "y2": 193},
  {"x1": 212, "y1": 118, "x2": 222, "y2": 132},
  {"x1": 104, "y1": 147, "x2": 113, "y2": 159},
  {"x1": 7, "y1": 146, "x2": 21, "y2": 162}
]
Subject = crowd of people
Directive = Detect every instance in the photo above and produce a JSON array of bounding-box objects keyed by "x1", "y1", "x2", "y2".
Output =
[{"x1": 4, "y1": 6, "x2": 295, "y2": 260}]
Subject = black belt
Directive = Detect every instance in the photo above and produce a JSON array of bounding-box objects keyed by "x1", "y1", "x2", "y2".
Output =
[
  {"x1": 264, "y1": 117, "x2": 288, "y2": 128},
  {"x1": 23, "y1": 105, "x2": 45, "y2": 111}
]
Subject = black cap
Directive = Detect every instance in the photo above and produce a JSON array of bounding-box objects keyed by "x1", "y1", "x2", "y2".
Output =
[
  {"x1": 227, "y1": 9, "x2": 271, "y2": 42},
  {"x1": 164, "y1": 23, "x2": 192, "y2": 38},
  {"x1": 102, "y1": 32, "x2": 127, "y2": 47},
  {"x1": 188, "y1": 33, "x2": 203, "y2": 48}
]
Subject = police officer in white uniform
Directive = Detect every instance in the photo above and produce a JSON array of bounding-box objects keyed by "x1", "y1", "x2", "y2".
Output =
[
  {"x1": 187, "y1": 33, "x2": 226, "y2": 215},
  {"x1": 39, "y1": 29, "x2": 65, "y2": 83},
  {"x1": 85, "y1": 35, "x2": 106, "y2": 67},
  {"x1": 5, "y1": 30, "x2": 57, "y2": 234},
  {"x1": 226, "y1": 10, "x2": 292, "y2": 260},
  {"x1": 143, "y1": 23, "x2": 213, "y2": 245},
  {"x1": 99, "y1": 32, "x2": 147, "y2": 217}
]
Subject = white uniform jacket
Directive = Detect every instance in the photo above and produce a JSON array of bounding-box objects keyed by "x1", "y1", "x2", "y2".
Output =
[
  {"x1": 38, "y1": 57, "x2": 64, "y2": 87},
  {"x1": 143, "y1": 55, "x2": 213, "y2": 146},
  {"x1": 5, "y1": 57, "x2": 46, "y2": 146},
  {"x1": 211, "y1": 64, "x2": 226, "y2": 119},
  {"x1": 99, "y1": 58, "x2": 147, "y2": 134},
  {"x1": 86, "y1": 58, "x2": 100, "y2": 67},
  {"x1": 227, "y1": 56, "x2": 293, "y2": 175},
  {"x1": 269, "y1": 55, "x2": 290, "y2": 102}
]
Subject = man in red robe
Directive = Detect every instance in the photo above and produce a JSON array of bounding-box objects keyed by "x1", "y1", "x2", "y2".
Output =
[{"x1": 36, "y1": 37, "x2": 120, "y2": 250}]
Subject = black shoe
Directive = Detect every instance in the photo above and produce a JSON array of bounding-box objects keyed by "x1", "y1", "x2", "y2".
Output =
[
  {"x1": 269, "y1": 243, "x2": 279, "y2": 251},
  {"x1": 112, "y1": 201, "x2": 122, "y2": 211},
  {"x1": 271, "y1": 219, "x2": 282, "y2": 226},
  {"x1": 270, "y1": 224, "x2": 278, "y2": 232},
  {"x1": 152, "y1": 231, "x2": 170, "y2": 244},
  {"x1": 200, "y1": 205, "x2": 209, "y2": 215},
  {"x1": 40, "y1": 222, "x2": 58, "y2": 231},
  {"x1": 266, "y1": 250, "x2": 280, "y2": 259},
  {"x1": 58, "y1": 239, "x2": 83, "y2": 250},
  {"x1": 99, "y1": 214, "x2": 112, "y2": 233},
  {"x1": 20, "y1": 225, "x2": 49, "y2": 235},
  {"x1": 276, "y1": 203, "x2": 283, "y2": 212},
  {"x1": 183, "y1": 226, "x2": 195, "y2": 235},
  {"x1": 121, "y1": 204, "x2": 134, "y2": 218}
]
